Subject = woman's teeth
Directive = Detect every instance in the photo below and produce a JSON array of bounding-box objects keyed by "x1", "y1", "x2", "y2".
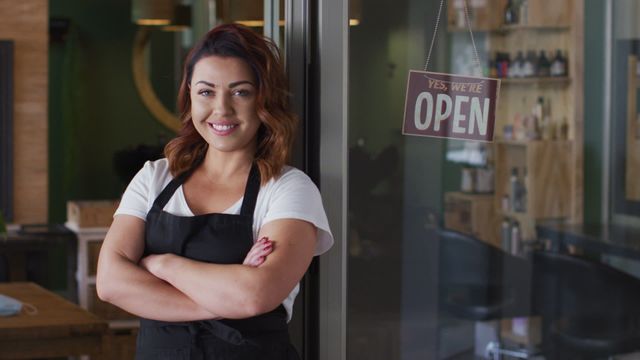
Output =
[{"x1": 210, "y1": 124, "x2": 237, "y2": 131}]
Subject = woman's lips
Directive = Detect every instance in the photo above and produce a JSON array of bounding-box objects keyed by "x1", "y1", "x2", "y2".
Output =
[{"x1": 208, "y1": 122, "x2": 238, "y2": 136}]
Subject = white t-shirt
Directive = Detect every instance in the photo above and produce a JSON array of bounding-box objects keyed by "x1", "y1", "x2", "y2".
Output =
[{"x1": 114, "y1": 158, "x2": 334, "y2": 321}]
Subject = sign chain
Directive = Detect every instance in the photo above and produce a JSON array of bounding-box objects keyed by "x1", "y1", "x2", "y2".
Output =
[{"x1": 424, "y1": 0, "x2": 482, "y2": 74}]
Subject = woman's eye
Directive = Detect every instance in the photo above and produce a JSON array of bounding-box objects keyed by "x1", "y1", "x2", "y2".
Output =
[
  {"x1": 233, "y1": 89, "x2": 251, "y2": 97},
  {"x1": 198, "y1": 89, "x2": 212, "y2": 96}
]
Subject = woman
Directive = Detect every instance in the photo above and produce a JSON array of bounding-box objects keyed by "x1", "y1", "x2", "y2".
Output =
[{"x1": 96, "y1": 24, "x2": 333, "y2": 359}]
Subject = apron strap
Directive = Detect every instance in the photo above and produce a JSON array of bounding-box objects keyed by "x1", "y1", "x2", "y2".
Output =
[
  {"x1": 239, "y1": 164, "x2": 261, "y2": 219},
  {"x1": 153, "y1": 164, "x2": 259, "y2": 216},
  {"x1": 151, "y1": 169, "x2": 192, "y2": 211}
]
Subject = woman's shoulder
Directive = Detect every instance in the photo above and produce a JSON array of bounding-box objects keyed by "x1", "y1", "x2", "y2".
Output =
[
  {"x1": 267, "y1": 166, "x2": 315, "y2": 189},
  {"x1": 140, "y1": 158, "x2": 172, "y2": 180},
  {"x1": 129, "y1": 158, "x2": 174, "y2": 192}
]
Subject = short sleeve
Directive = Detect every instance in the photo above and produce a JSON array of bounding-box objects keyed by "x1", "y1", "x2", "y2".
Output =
[
  {"x1": 261, "y1": 169, "x2": 334, "y2": 256},
  {"x1": 113, "y1": 161, "x2": 153, "y2": 221}
]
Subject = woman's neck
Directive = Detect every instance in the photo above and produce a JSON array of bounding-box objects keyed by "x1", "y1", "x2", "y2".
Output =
[{"x1": 199, "y1": 147, "x2": 254, "y2": 182}]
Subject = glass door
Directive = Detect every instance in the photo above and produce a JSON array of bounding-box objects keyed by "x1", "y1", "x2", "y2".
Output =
[{"x1": 316, "y1": 0, "x2": 640, "y2": 359}]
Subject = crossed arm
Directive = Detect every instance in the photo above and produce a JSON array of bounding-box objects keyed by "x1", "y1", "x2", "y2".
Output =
[{"x1": 96, "y1": 214, "x2": 317, "y2": 322}]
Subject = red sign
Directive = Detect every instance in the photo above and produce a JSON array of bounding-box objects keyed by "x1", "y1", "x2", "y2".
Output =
[{"x1": 402, "y1": 70, "x2": 500, "y2": 142}]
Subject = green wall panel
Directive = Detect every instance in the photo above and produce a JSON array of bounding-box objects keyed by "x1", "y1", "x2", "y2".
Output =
[{"x1": 49, "y1": 0, "x2": 175, "y2": 223}]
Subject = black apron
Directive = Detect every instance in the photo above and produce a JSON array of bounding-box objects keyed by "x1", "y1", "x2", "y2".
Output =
[{"x1": 136, "y1": 164, "x2": 300, "y2": 360}]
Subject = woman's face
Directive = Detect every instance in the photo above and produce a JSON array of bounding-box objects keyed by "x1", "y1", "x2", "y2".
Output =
[{"x1": 190, "y1": 55, "x2": 261, "y2": 155}]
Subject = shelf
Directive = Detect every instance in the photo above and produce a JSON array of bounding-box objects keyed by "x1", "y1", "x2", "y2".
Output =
[
  {"x1": 449, "y1": 191, "x2": 495, "y2": 199},
  {"x1": 494, "y1": 139, "x2": 572, "y2": 147},
  {"x1": 500, "y1": 77, "x2": 571, "y2": 85},
  {"x1": 499, "y1": 209, "x2": 529, "y2": 221},
  {"x1": 495, "y1": 139, "x2": 529, "y2": 146},
  {"x1": 448, "y1": 25, "x2": 570, "y2": 34},
  {"x1": 496, "y1": 24, "x2": 570, "y2": 33}
]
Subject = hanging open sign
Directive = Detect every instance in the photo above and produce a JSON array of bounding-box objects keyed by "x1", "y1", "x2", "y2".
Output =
[{"x1": 402, "y1": 70, "x2": 500, "y2": 142}]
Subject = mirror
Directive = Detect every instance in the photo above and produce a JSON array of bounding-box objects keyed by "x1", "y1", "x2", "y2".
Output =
[
  {"x1": 131, "y1": 0, "x2": 285, "y2": 133},
  {"x1": 132, "y1": 27, "x2": 186, "y2": 132}
]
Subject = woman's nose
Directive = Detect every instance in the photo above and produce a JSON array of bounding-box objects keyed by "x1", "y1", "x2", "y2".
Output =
[{"x1": 213, "y1": 92, "x2": 233, "y2": 116}]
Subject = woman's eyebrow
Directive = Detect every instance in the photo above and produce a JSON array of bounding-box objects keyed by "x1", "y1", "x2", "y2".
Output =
[
  {"x1": 228, "y1": 80, "x2": 255, "y2": 88},
  {"x1": 194, "y1": 80, "x2": 215, "y2": 87},
  {"x1": 193, "y1": 80, "x2": 255, "y2": 88}
]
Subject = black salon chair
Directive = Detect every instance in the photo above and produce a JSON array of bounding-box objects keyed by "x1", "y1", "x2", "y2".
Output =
[
  {"x1": 437, "y1": 229, "x2": 532, "y2": 321},
  {"x1": 531, "y1": 251, "x2": 640, "y2": 359}
]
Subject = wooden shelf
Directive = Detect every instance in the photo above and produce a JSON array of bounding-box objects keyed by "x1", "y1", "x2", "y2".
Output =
[
  {"x1": 500, "y1": 77, "x2": 571, "y2": 85},
  {"x1": 495, "y1": 139, "x2": 571, "y2": 147},
  {"x1": 495, "y1": 139, "x2": 531, "y2": 147},
  {"x1": 497, "y1": 25, "x2": 570, "y2": 33},
  {"x1": 449, "y1": 24, "x2": 570, "y2": 33},
  {"x1": 500, "y1": 209, "x2": 529, "y2": 220}
]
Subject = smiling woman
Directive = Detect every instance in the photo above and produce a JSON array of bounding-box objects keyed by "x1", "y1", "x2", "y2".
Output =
[{"x1": 96, "y1": 23, "x2": 333, "y2": 360}]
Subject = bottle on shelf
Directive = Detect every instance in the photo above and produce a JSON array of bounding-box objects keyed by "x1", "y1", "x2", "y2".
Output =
[
  {"x1": 504, "y1": 0, "x2": 519, "y2": 25},
  {"x1": 537, "y1": 50, "x2": 551, "y2": 77},
  {"x1": 510, "y1": 167, "x2": 519, "y2": 211},
  {"x1": 523, "y1": 50, "x2": 538, "y2": 77},
  {"x1": 510, "y1": 167, "x2": 527, "y2": 212},
  {"x1": 495, "y1": 52, "x2": 510, "y2": 78},
  {"x1": 518, "y1": 0, "x2": 529, "y2": 25},
  {"x1": 503, "y1": 52, "x2": 512, "y2": 78},
  {"x1": 501, "y1": 219, "x2": 511, "y2": 252},
  {"x1": 510, "y1": 51, "x2": 525, "y2": 78},
  {"x1": 550, "y1": 49, "x2": 568, "y2": 77},
  {"x1": 489, "y1": 58, "x2": 498, "y2": 78},
  {"x1": 511, "y1": 221, "x2": 521, "y2": 256}
]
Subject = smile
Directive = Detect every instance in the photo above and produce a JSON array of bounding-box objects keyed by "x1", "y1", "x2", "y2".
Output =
[{"x1": 208, "y1": 122, "x2": 238, "y2": 136}]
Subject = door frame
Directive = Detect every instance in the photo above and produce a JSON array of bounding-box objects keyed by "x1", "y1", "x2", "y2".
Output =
[{"x1": 314, "y1": 0, "x2": 349, "y2": 359}]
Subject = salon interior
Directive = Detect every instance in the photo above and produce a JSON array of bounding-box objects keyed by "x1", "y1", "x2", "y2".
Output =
[{"x1": 1, "y1": 0, "x2": 640, "y2": 359}]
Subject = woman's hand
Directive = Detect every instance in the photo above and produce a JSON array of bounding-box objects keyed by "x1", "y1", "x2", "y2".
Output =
[{"x1": 243, "y1": 236, "x2": 273, "y2": 266}]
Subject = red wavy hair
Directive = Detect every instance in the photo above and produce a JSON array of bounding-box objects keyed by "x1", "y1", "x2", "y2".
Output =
[{"x1": 164, "y1": 23, "x2": 297, "y2": 183}]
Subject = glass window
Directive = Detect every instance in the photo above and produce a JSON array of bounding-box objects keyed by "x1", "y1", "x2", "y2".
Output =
[{"x1": 346, "y1": 0, "x2": 640, "y2": 359}]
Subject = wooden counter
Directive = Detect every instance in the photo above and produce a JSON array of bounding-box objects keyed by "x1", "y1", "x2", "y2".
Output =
[{"x1": 0, "y1": 282, "x2": 108, "y2": 359}]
